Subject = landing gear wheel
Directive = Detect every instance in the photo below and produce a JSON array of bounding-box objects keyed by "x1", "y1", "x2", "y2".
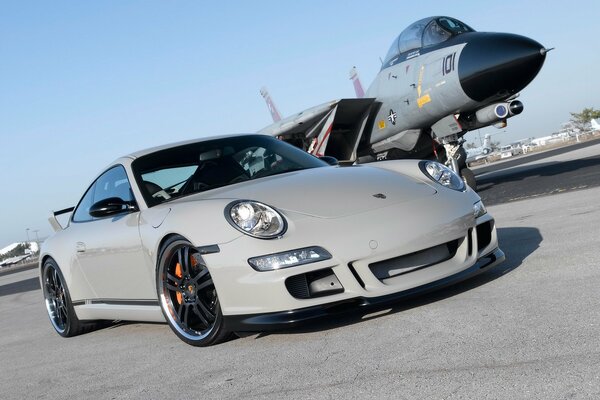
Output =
[
  {"x1": 42, "y1": 258, "x2": 95, "y2": 337},
  {"x1": 157, "y1": 236, "x2": 230, "y2": 346},
  {"x1": 460, "y1": 168, "x2": 477, "y2": 191}
]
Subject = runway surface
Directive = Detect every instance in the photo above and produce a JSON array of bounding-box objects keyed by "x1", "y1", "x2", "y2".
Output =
[
  {"x1": 1, "y1": 142, "x2": 599, "y2": 399},
  {"x1": 474, "y1": 137, "x2": 600, "y2": 205}
]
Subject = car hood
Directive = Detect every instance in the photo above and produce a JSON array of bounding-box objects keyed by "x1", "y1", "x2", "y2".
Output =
[{"x1": 178, "y1": 166, "x2": 437, "y2": 219}]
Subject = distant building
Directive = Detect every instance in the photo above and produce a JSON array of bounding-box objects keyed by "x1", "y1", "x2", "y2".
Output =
[{"x1": 531, "y1": 134, "x2": 563, "y2": 146}]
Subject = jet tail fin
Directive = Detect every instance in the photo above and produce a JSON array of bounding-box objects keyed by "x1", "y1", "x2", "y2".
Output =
[
  {"x1": 260, "y1": 87, "x2": 282, "y2": 123},
  {"x1": 591, "y1": 119, "x2": 600, "y2": 131},
  {"x1": 349, "y1": 66, "x2": 365, "y2": 98},
  {"x1": 483, "y1": 134, "x2": 492, "y2": 149}
]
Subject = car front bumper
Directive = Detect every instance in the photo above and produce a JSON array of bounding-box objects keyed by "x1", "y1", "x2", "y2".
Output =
[
  {"x1": 224, "y1": 247, "x2": 504, "y2": 331},
  {"x1": 204, "y1": 188, "x2": 500, "y2": 316}
]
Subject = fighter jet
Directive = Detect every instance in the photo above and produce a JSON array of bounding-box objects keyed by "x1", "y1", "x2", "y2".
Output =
[
  {"x1": 465, "y1": 134, "x2": 493, "y2": 165},
  {"x1": 258, "y1": 16, "x2": 549, "y2": 189}
]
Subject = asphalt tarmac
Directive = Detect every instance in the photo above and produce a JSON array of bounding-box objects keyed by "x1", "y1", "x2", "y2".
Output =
[
  {"x1": 474, "y1": 137, "x2": 600, "y2": 205},
  {"x1": 1, "y1": 142, "x2": 599, "y2": 399}
]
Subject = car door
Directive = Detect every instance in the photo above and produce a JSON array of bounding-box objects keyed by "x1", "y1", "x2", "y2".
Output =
[{"x1": 69, "y1": 165, "x2": 155, "y2": 301}]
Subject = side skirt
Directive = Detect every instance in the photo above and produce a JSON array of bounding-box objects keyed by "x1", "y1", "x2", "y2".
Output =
[{"x1": 73, "y1": 299, "x2": 165, "y2": 323}]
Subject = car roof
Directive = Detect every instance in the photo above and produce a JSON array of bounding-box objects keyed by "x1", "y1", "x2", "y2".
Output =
[{"x1": 121, "y1": 133, "x2": 261, "y2": 160}]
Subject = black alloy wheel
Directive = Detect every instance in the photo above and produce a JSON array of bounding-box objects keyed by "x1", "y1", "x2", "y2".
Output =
[
  {"x1": 42, "y1": 258, "x2": 92, "y2": 337},
  {"x1": 157, "y1": 236, "x2": 230, "y2": 346}
]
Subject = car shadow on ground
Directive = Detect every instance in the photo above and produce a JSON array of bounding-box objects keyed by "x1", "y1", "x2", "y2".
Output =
[{"x1": 249, "y1": 226, "x2": 542, "y2": 340}]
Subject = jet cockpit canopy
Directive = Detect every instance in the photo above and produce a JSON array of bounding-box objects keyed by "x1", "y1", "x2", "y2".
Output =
[{"x1": 382, "y1": 16, "x2": 474, "y2": 69}]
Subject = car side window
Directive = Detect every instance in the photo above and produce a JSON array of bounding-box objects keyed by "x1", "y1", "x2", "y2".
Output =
[
  {"x1": 72, "y1": 184, "x2": 96, "y2": 222},
  {"x1": 72, "y1": 165, "x2": 135, "y2": 223},
  {"x1": 93, "y1": 166, "x2": 135, "y2": 204}
]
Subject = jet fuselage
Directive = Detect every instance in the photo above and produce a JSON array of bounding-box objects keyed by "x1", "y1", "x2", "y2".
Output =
[{"x1": 364, "y1": 17, "x2": 546, "y2": 159}]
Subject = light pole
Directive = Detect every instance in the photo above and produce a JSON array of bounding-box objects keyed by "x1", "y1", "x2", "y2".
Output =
[{"x1": 25, "y1": 228, "x2": 30, "y2": 244}]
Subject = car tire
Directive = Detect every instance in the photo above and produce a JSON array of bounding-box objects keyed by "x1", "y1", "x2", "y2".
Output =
[
  {"x1": 460, "y1": 167, "x2": 477, "y2": 191},
  {"x1": 42, "y1": 258, "x2": 95, "y2": 337},
  {"x1": 156, "y1": 236, "x2": 231, "y2": 346}
]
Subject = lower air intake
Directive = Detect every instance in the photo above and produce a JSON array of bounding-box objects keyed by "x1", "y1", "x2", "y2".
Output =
[
  {"x1": 476, "y1": 220, "x2": 493, "y2": 252},
  {"x1": 369, "y1": 238, "x2": 461, "y2": 281},
  {"x1": 285, "y1": 269, "x2": 344, "y2": 299}
]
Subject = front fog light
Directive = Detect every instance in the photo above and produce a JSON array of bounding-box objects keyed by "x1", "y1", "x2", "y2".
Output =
[
  {"x1": 473, "y1": 200, "x2": 487, "y2": 218},
  {"x1": 248, "y1": 246, "x2": 332, "y2": 271}
]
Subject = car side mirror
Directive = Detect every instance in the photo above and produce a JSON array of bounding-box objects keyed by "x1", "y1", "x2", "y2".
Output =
[
  {"x1": 319, "y1": 156, "x2": 339, "y2": 166},
  {"x1": 89, "y1": 197, "x2": 137, "y2": 218}
]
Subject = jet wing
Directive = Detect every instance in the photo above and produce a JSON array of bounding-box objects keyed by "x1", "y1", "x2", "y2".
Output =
[
  {"x1": 258, "y1": 98, "x2": 378, "y2": 162},
  {"x1": 257, "y1": 100, "x2": 340, "y2": 138}
]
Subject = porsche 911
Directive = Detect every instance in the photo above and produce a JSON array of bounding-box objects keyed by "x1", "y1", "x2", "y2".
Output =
[{"x1": 40, "y1": 134, "x2": 504, "y2": 346}]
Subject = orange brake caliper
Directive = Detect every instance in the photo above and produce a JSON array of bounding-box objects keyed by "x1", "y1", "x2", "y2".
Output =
[{"x1": 175, "y1": 262, "x2": 182, "y2": 304}]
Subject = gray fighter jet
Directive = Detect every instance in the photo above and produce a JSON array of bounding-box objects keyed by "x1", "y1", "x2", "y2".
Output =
[
  {"x1": 465, "y1": 134, "x2": 492, "y2": 165},
  {"x1": 258, "y1": 16, "x2": 549, "y2": 189}
]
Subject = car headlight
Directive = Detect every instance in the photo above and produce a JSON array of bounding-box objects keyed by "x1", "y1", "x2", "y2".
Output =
[
  {"x1": 248, "y1": 246, "x2": 332, "y2": 271},
  {"x1": 473, "y1": 200, "x2": 487, "y2": 218},
  {"x1": 420, "y1": 161, "x2": 465, "y2": 191},
  {"x1": 226, "y1": 200, "x2": 287, "y2": 239}
]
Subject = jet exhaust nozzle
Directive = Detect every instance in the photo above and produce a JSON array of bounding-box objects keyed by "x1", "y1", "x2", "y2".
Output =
[{"x1": 509, "y1": 100, "x2": 524, "y2": 116}]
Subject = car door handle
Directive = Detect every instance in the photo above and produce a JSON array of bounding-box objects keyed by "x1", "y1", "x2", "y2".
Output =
[{"x1": 76, "y1": 242, "x2": 86, "y2": 253}]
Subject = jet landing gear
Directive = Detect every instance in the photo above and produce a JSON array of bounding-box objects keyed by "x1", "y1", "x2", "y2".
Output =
[
  {"x1": 459, "y1": 167, "x2": 476, "y2": 191},
  {"x1": 441, "y1": 136, "x2": 477, "y2": 191}
]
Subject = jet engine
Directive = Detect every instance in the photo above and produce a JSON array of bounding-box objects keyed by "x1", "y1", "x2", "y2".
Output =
[
  {"x1": 461, "y1": 100, "x2": 524, "y2": 130},
  {"x1": 476, "y1": 103, "x2": 509, "y2": 124}
]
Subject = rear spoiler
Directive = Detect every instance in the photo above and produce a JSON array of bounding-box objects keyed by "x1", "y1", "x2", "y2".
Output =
[{"x1": 48, "y1": 207, "x2": 74, "y2": 232}]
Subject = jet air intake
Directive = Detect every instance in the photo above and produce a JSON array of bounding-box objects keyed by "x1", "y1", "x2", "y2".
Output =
[{"x1": 476, "y1": 103, "x2": 508, "y2": 124}]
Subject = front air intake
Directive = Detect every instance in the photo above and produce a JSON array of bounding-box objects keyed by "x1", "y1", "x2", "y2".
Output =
[
  {"x1": 476, "y1": 220, "x2": 493, "y2": 252},
  {"x1": 285, "y1": 269, "x2": 344, "y2": 299},
  {"x1": 369, "y1": 238, "x2": 461, "y2": 281}
]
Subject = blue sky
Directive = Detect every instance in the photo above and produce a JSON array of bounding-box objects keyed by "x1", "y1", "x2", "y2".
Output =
[{"x1": 1, "y1": 0, "x2": 598, "y2": 246}]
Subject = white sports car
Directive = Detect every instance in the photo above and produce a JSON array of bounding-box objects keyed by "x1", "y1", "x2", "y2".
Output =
[{"x1": 40, "y1": 134, "x2": 504, "y2": 346}]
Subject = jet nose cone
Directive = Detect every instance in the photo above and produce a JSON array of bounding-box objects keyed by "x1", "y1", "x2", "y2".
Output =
[{"x1": 458, "y1": 32, "x2": 547, "y2": 102}]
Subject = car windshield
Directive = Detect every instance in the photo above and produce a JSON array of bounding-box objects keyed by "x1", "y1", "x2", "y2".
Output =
[{"x1": 132, "y1": 134, "x2": 328, "y2": 207}]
